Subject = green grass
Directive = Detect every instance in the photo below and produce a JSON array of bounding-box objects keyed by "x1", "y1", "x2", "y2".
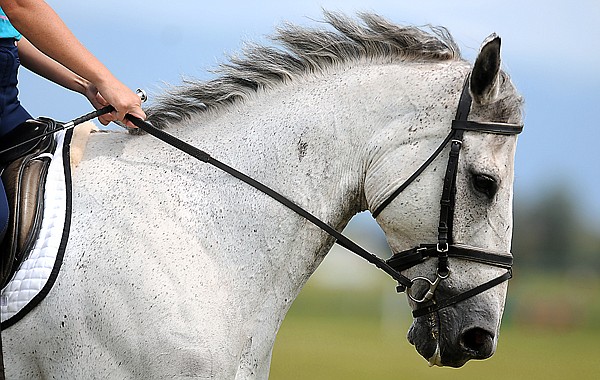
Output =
[
  {"x1": 270, "y1": 275, "x2": 600, "y2": 380},
  {"x1": 272, "y1": 318, "x2": 600, "y2": 379}
]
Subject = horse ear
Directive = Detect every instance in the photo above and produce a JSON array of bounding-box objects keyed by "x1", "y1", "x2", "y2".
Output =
[{"x1": 470, "y1": 34, "x2": 501, "y2": 104}]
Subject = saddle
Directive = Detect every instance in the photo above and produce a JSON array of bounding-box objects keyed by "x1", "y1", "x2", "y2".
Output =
[{"x1": 0, "y1": 117, "x2": 57, "y2": 288}]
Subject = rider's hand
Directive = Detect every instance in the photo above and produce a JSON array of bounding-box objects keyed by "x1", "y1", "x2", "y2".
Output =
[{"x1": 83, "y1": 77, "x2": 146, "y2": 128}]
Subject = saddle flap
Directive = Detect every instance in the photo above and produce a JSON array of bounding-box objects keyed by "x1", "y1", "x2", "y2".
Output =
[
  {"x1": 3, "y1": 155, "x2": 50, "y2": 252},
  {"x1": 0, "y1": 118, "x2": 57, "y2": 287}
]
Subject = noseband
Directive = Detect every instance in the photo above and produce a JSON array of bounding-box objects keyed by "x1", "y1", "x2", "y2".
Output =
[
  {"x1": 122, "y1": 74, "x2": 522, "y2": 320},
  {"x1": 372, "y1": 75, "x2": 522, "y2": 317}
]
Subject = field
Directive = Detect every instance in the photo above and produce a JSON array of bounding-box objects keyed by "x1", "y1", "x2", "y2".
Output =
[{"x1": 270, "y1": 272, "x2": 600, "y2": 379}]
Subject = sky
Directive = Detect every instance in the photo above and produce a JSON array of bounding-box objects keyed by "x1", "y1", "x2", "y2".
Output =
[{"x1": 16, "y1": 0, "x2": 600, "y2": 230}]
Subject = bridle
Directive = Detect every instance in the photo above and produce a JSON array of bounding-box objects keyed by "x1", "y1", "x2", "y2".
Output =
[{"x1": 372, "y1": 75, "x2": 522, "y2": 317}]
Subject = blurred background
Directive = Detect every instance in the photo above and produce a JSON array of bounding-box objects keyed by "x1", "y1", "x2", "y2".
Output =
[{"x1": 18, "y1": 1, "x2": 600, "y2": 379}]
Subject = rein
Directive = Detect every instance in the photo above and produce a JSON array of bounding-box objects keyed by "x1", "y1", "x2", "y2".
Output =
[
  {"x1": 123, "y1": 74, "x2": 521, "y2": 318},
  {"x1": 122, "y1": 74, "x2": 522, "y2": 318},
  {"x1": 123, "y1": 114, "x2": 414, "y2": 288}
]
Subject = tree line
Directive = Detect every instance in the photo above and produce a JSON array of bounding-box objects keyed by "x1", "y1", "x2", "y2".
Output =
[{"x1": 512, "y1": 184, "x2": 600, "y2": 273}]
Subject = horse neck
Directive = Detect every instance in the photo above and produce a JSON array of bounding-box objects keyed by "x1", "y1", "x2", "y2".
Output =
[
  {"x1": 151, "y1": 61, "x2": 468, "y2": 316},
  {"x1": 172, "y1": 71, "x2": 387, "y2": 234}
]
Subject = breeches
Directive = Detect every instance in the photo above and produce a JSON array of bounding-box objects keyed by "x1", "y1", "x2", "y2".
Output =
[{"x1": 0, "y1": 38, "x2": 32, "y2": 242}]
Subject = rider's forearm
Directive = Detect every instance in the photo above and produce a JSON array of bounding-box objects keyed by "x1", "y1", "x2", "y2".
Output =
[
  {"x1": 2, "y1": 0, "x2": 117, "y2": 91},
  {"x1": 17, "y1": 37, "x2": 92, "y2": 96},
  {"x1": 2, "y1": 0, "x2": 145, "y2": 126}
]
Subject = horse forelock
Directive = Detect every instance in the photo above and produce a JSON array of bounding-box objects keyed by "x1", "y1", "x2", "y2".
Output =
[{"x1": 145, "y1": 11, "x2": 462, "y2": 130}]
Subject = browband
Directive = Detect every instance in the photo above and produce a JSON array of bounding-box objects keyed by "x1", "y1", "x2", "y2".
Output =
[{"x1": 452, "y1": 120, "x2": 523, "y2": 135}]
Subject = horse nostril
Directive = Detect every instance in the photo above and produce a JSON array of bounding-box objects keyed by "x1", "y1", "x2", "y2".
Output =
[{"x1": 460, "y1": 328, "x2": 495, "y2": 359}]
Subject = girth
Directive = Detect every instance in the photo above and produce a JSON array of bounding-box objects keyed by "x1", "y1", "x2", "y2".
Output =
[{"x1": 0, "y1": 118, "x2": 58, "y2": 288}]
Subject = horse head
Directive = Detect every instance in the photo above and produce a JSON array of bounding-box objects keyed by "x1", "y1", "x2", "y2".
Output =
[{"x1": 367, "y1": 34, "x2": 523, "y2": 367}]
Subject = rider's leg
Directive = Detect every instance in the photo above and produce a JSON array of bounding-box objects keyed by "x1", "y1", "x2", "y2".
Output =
[{"x1": 0, "y1": 38, "x2": 33, "y2": 244}]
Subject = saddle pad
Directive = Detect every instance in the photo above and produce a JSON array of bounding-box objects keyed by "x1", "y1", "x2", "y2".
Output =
[{"x1": 1, "y1": 129, "x2": 72, "y2": 328}]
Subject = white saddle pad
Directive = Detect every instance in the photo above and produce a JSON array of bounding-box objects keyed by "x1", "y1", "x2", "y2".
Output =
[{"x1": 1, "y1": 129, "x2": 72, "y2": 327}]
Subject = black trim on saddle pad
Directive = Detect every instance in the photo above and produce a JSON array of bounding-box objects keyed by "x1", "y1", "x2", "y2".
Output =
[{"x1": 1, "y1": 128, "x2": 73, "y2": 330}]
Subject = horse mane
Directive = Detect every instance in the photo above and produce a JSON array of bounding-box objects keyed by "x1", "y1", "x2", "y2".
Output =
[{"x1": 145, "y1": 11, "x2": 461, "y2": 129}]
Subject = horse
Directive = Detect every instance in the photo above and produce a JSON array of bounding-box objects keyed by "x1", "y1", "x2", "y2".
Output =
[{"x1": 3, "y1": 12, "x2": 523, "y2": 378}]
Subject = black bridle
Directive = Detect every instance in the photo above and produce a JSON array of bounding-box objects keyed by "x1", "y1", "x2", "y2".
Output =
[{"x1": 372, "y1": 75, "x2": 522, "y2": 317}]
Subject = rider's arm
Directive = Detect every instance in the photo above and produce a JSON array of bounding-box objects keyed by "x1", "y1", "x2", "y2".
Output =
[
  {"x1": 17, "y1": 37, "x2": 106, "y2": 111},
  {"x1": 1, "y1": 0, "x2": 145, "y2": 126}
]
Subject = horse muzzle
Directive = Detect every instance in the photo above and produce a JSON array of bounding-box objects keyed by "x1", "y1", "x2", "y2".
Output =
[{"x1": 407, "y1": 295, "x2": 500, "y2": 367}]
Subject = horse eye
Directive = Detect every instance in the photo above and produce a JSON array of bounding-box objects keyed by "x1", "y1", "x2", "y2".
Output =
[{"x1": 472, "y1": 173, "x2": 498, "y2": 198}]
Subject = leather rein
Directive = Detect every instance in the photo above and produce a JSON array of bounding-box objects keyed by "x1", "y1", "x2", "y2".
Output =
[{"x1": 123, "y1": 74, "x2": 522, "y2": 318}]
